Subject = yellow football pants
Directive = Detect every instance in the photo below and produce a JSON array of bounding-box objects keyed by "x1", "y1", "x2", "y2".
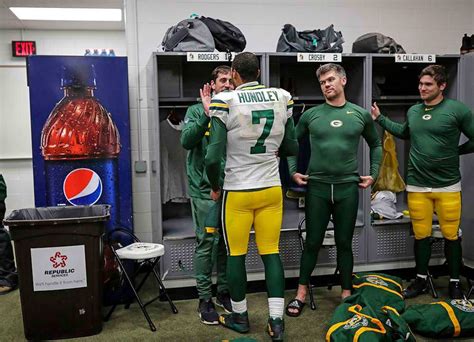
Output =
[
  {"x1": 407, "y1": 192, "x2": 461, "y2": 240},
  {"x1": 222, "y1": 186, "x2": 282, "y2": 256}
]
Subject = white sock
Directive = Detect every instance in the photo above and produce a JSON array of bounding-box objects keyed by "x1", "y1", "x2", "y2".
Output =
[
  {"x1": 417, "y1": 274, "x2": 427, "y2": 279},
  {"x1": 450, "y1": 278, "x2": 460, "y2": 282},
  {"x1": 268, "y1": 297, "x2": 284, "y2": 319},
  {"x1": 231, "y1": 298, "x2": 247, "y2": 313}
]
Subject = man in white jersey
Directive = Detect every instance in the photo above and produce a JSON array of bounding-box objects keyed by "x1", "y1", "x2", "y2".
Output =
[{"x1": 205, "y1": 52, "x2": 298, "y2": 341}]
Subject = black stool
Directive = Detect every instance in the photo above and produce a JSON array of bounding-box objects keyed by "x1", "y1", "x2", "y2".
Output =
[{"x1": 104, "y1": 228, "x2": 178, "y2": 331}]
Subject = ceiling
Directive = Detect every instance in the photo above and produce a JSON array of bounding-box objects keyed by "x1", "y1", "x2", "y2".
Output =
[{"x1": 0, "y1": 0, "x2": 124, "y2": 30}]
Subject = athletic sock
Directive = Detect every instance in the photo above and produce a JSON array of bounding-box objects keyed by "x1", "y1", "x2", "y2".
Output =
[
  {"x1": 268, "y1": 297, "x2": 284, "y2": 319},
  {"x1": 231, "y1": 298, "x2": 247, "y2": 314},
  {"x1": 414, "y1": 238, "x2": 431, "y2": 275}
]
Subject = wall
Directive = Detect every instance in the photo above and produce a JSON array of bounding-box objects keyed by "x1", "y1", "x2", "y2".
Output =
[
  {"x1": 124, "y1": 0, "x2": 474, "y2": 242},
  {"x1": 0, "y1": 29, "x2": 126, "y2": 218}
]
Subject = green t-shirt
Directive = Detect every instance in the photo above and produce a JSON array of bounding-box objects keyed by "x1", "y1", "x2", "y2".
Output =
[
  {"x1": 288, "y1": 101, "x2": 382, "y2": 184},
  {"x1": 376, "y1": 98, "x2": 474, "y2": 187}
]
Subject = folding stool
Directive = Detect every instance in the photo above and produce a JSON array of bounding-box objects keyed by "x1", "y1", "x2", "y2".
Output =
[{"x1": 104, "y1": 228, "x2": 178, "y2": 331}]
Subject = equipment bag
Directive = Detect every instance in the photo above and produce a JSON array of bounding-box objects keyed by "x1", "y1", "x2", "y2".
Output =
[
  {"x1": 276, "y1": 24, "x2": 344, "y2": 53},
  {"x1": 402, "y1": 299, "x2": 474, "y2": 338},
  {"x1": 199, "y1": 16, "x2": 246, "y2": 52},
  {"x1": 327, "y1": 301, "x2": 415, "y2": 342},
  {"x1": 161, "y1": 18, "x2": 215, "y2": 52},
  {"x1": 352, "y1": 32, "x2": 406, "y2": 54},
  {"x1": 345, "y1": 273, "x2": 406, "y2": 313}
]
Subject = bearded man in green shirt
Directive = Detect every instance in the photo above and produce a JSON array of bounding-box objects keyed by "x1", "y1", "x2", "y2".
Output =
[
  {"x1": 286, "y1": 63, "x2": 382, "y2": 317},
  {"x1": 371, "y1": 64, "x2": 474, "y2": 299},
  {"x1": 181, "y1": 65, "x2": 234, "y2": 324}
]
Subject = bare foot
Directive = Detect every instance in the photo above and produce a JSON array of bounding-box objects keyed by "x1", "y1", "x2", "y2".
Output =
[
  {"x1": 287, "y1": 284, "x2": 307, "y2": 315},
  {"x1": 341, "y1": 289, "x2": 351, "y2": 300}
]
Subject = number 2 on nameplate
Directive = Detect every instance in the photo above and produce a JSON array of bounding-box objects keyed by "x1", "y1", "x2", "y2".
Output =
[{"x1": 250, "y1": 109, "x2": 274, "y2": 154}]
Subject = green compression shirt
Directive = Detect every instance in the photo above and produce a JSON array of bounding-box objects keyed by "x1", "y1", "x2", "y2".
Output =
[
  {"x1": 288, "y1": 101, "x2": 382, "y2": 183},
  {"x1": 376, "y1": 98, "x2": 474, "y2": 187}
]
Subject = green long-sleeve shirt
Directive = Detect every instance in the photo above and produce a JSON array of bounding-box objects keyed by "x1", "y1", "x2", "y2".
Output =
[
  {"x1": 180, "y1": 103, "x2": 214, "y2": 199},
  {"x1": 288, "y1": 101, "x2": 382, "y2": 183},
  {"x1": 376, "y1": 98, "x2": 474, "y2": 187}
]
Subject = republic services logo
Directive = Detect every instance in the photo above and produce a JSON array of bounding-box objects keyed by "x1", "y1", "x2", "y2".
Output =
[{"x1": 50, "y1": 252, "x2": 68, "y2": 268}]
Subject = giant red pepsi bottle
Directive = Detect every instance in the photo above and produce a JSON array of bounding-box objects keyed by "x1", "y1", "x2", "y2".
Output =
[{"x1": 41, "y1": 64, "x2": 120, "y2": 228}]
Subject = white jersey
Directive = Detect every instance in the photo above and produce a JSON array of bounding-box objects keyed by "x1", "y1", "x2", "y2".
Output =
[{"x1": 209, "y1": 81, "x2": 293, "y2": 190}]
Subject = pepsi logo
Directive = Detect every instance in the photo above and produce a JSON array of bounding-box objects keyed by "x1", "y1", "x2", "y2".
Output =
[{"x1": 63, "y1": 168, "x2": 103, "y2": 206}]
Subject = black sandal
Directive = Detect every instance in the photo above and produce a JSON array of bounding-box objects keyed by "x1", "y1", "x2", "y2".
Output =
[{"x1": 285, "y1": 298, "x2": 305, "y2": 317}]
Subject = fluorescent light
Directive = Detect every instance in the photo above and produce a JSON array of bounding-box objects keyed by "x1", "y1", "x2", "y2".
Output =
[{"x1": 9, "y1": 7, "x2": 122, "y2": 22}]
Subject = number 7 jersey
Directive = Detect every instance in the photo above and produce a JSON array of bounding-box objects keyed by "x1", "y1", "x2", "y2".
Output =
[{"x1": 209, "y1": 82, "x2": 293, "y2": 191}]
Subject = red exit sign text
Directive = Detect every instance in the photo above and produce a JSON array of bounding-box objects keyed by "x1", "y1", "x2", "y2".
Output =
[{"x1": 12, "y1": 41, "x2": 36, "y2": 57}]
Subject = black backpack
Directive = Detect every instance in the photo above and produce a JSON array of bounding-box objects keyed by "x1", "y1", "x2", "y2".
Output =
[
  {"x1": 199, "y1": 16, "x2": 246, "y2": 52},
  {"x1": 161, "y1": 18, "x2": 215, "y2": 52},
  {"x1": 352, "y1": 33, "x2": 406, "y2": 54},
  {"x1": 277, "y1": 24, "x2": 344, "y2": 53}
]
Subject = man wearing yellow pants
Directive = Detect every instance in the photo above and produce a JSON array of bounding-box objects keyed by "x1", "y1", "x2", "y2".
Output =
[
  {"x1": 205, "y1": 52, "x2": 298, "y2": 341},
  {"x1": 372, "y1": 65, "x2": 474, "y2": 299}
]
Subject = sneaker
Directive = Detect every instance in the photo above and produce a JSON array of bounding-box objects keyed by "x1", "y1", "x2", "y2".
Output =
[
  {"x1": 219, "y1": 311, "x2": 250, "y2": 333},
  {"x1": 403, "y1": 277, "x2": 428, "y2": 299},
  {"x1": 198, "y1": 298, "x2": 219, "y2": 325},
  {"x1": 449, "y1": 281, "x2": 464, "y2": 300},
  {"x1": 216, "y1": 291, "x2": 232, "y2": 313},
  {"x1": 267, "y1": 317, "x2": 284, "y2": 341}
]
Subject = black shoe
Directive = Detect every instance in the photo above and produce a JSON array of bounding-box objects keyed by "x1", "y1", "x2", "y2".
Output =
[
  {"x1": 198, "y1": 298, "x2": 219, "y2": 325},
  {"x1": 449, "y1": 281, "x2": 464, "y2": 300},
  {"x1": 216, "y1": 291, "x2": 232, "y2": 313},
  {"x1": 219, "y1": 311, "x2": 250, "y2": 333},
  {"x1": 403, "y1": 277, "x2": 428, "y2": 299},
  {"x1": 267, "y1": 317, "x2": 284, "y2": 341}
]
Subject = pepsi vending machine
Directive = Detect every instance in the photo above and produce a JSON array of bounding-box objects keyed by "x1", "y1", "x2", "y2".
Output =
[{"x1": 27, "y1": 56, "x2": 132, "y2": 234}]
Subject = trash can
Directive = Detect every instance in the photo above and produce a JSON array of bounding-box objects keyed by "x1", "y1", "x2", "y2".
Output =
[{"x1": 4, "y1": 205, "x2": 109, "y2": 340}]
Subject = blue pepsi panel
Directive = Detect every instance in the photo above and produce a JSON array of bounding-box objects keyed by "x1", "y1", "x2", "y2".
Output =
[{"x1": 26, "y1": 56, "x2": 132, "y2": 233}]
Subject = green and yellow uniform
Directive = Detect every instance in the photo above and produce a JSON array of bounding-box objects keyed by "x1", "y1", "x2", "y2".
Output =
[
  {"x1": 181, "y1": 103, "x2": 227, "y2": 300},
  {"x1": 376, "y1": 98, "x2": 474, "y2": 278},
  {"x1": 205, "y1": 81, "x2": 297, "y2": 316},
  {"x1": 289, "y1": 102, "x2": 382, "y2": 289}
]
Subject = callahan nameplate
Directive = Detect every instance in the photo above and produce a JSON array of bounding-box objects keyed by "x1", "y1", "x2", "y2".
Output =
[
  {"x1": 297, "y1": 53, "x2": 342, "y2": 62},
  {"x1": 187, "y1": 52, "x2": 235, "y2": 62},
  {"x1": 395, "y1": 54, "x2": 436, "y2": 63}
]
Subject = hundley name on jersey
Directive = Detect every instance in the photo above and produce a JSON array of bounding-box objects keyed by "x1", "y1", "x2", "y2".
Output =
[{"x1": 237, "y1": 90, "x2": 281, "y2": 103}]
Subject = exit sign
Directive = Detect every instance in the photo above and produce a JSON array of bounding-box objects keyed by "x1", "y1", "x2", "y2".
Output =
[{"x1": 12, "y1": 41, "x2": 36, "y2": 57}]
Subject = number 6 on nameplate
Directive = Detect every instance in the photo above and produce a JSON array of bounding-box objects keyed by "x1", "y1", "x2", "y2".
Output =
[{"x1": 250, "y1": 109, "x2": 274, "y2": 154}]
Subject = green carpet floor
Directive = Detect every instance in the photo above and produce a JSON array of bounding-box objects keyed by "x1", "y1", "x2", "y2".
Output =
[{"x1": 1, "y1": 276, "x2": 473, "y2": 341}]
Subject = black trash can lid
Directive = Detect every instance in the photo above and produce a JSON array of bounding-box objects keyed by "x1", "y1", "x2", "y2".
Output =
[{"x1": 4, "y1": 205, "x2": 110, "y2": 226}]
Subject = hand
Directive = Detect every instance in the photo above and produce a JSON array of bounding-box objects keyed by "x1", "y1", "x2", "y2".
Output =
[
  {"x1": 200, "y1": 83, "x2": 212, "y2": 117},
  {"x1": 292, "y1": 173, "x2": 309, "y2": 186},
  {"x1": 358, "y1": 175, "x2": 374, "y2": 189},
  {"x1": 210, "y1": 189, "x2": 221, "y2": 201},
  {"x1": 371, "y1": 102, "x2": 380, "y2": 121}
]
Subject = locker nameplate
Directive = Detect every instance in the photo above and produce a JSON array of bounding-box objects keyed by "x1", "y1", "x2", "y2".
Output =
[
  {"x1": 297, "y1": 53, "x2": 342, "y2": 62},
  {"x1": 395, "y1": 54, "x2": 436, "y2": 63},
  {"x1": 187, "y1": 52, "x2": 235, "y2": 62}
]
